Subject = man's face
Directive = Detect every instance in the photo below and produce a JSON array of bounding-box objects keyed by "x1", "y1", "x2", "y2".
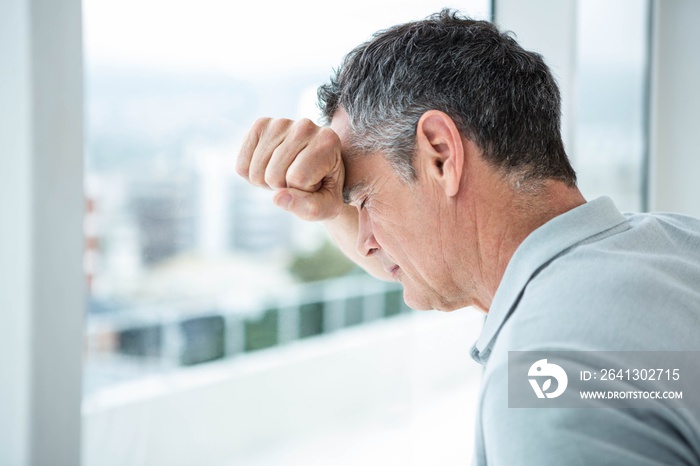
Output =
[{"x1": 331, "y1": 110, "x2": 467, "y2": 311}]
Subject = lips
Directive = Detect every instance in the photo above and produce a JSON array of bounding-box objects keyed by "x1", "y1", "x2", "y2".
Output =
[
  {"x1": 387, "y1": 265, "x2": 400, "y2": 280},
  {"x1": 377, "y1": 255, "x2": 399, "y2": 280}
]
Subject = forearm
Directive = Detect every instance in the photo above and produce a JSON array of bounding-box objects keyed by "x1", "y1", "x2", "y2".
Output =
[{"x1": 324, "y1": 204, "x2": 392, "y2": 281}]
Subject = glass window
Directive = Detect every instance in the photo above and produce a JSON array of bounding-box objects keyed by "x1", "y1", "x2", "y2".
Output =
[
  {"x1": 573, "y1": 0, "x2": 651, "y2": 211},
  {"x1": 82, "y1": 2, "x2": 490, "y2": 465}
]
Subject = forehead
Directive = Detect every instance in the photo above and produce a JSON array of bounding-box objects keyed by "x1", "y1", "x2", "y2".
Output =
[
  {"x1": 329, "y1": 108, "x2": 352, "y2": 146},
  {"x1": 329, "y1": 109, "x2": 390, "y2": 204},
  {"x1": 340, "y1": 149, "x2": 398, "y2": 206}
]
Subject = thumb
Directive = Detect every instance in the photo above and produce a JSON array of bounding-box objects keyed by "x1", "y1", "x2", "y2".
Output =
[{"x1": 273, "y1": 187, "x2": 342, "y2": 221}]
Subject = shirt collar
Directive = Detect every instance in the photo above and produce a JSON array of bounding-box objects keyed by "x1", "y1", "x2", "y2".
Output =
[{"x1": 470, "y1": 196, "x2": 628, "y2": 365}]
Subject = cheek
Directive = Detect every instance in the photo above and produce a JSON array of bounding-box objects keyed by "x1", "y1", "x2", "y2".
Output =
[
  {"x1": 373, "y1": 220, "x2": 423, "y2": 270},
  {"x1": 369, "y1": 196, "x2": 436, "y2": 253},
  {"x1": 370, "y1": 193, "x2": 431, "y2": 262},
  {"x1": 375, "y1": 191, "x2": 423, "y2": 228}
]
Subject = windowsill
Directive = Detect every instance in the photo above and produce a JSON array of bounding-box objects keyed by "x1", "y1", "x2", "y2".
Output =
[{"x1": 82, "y1": 309, "x2": 484, "y2": 466}]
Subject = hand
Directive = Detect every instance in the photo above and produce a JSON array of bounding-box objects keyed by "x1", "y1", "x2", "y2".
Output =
[{"x1": 236, "y1": 118, "x2": 345, "y2": 221}]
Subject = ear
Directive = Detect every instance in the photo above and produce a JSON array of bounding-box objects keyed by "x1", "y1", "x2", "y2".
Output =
[{"x1": 414, "y1": 110, "x2": 464, "y2": 197}]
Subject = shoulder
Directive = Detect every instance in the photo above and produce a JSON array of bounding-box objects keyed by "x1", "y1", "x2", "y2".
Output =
[
  {"x1": 496, "y1": 211, "x2": 700, "y2": 353},
  {"x1": 475, "y1": 211, "x2": 700, "y2": 464}
]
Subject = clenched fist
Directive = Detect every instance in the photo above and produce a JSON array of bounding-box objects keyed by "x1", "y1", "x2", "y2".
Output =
[{"x1": 236, "y1": 118, "x2": 345, "y2": 221}]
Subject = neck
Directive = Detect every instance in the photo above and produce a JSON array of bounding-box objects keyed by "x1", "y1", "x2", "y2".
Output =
[{"x1": 458, "y1": 176, "x2": 586, "y2": 312}]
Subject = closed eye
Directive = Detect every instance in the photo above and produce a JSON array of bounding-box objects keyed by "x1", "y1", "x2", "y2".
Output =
[{"x1": 343, "y1": 182, "x2": 368, "y2": 206}]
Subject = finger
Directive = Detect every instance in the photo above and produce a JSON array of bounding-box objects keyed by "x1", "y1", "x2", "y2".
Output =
[
  {"x1": 263, "y1": 121, "x2": 318, "y2": 189},
  {"x1": 235, "y1": 117, "x2": 269, "y2": 180},
  {"x1": 285, "y1": 127, "x2": 341, "y2": 192},
  {"x1": 247, "y1": 118, "x2": 294, "y2": 188},
  {"x1": 273, "y1": 187, "x2": 343, "y2": 222}
]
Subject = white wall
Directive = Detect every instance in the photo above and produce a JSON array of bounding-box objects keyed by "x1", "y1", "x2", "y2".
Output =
[
  {"x1": 0, "y1": 1, "x2": 84, "y2": 465},
  {"x1": 0, "y1": 1, "x2": 32, "y2": 463},
  {"x1": 495, "y1": 0, "x2": 578, "y2": 158}
]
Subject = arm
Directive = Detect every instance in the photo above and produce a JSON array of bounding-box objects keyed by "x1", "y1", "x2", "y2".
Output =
[{"x1": 236, "y1": 117, "x2": 391, "y2": 281}]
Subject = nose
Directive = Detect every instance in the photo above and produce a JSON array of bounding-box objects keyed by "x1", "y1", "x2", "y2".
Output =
[{"x1": 356, "y1": 208, "x2": 380, "y2": 257}]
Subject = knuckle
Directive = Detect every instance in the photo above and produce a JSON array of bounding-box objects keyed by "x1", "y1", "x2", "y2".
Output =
[
  {"x1": 286, "y1": 169, "x2": 309, "y2": 189},
  {"x1": 270, "y1": 145, "x2": 288, "y2": 163},
  {"x1": 290, "y1": 118, "x2": 317, "y2": 139},
  {"x1": 313, "y1": 127, "x2": 342, "y2": 161},
  {"x1": 268, "y1": 118, "x2": 293, "y2": 135},
  {"x1": 317, "y1": 126, "x2": 340, "y2": 146},
  {"x1": 264, "y1": 169, "x2": 285, "y2": 189},
  {"x1": 248, "y1": 166, "x2": 267, "y2": 187},
  {"x1": 266, "y1": 146, "x2": 292, "y2": 187},
  {"x1": 252, "y1": 117, "x2": 271, "y2": 134}
]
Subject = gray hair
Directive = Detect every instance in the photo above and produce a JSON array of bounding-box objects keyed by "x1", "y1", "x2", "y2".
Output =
[{"x1": 318, "y1": 9, "x2": 577, "y2": 186}]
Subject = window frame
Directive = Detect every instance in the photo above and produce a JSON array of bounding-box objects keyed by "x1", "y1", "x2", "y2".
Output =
[{"x1": 0, "y1": 0, "x2": 84, "y2": 464}]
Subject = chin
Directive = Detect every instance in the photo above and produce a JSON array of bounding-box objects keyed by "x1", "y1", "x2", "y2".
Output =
[
  {"x1": 402, "y1": 288, "x2": 456, "y2": 312},
  {"x1": 401, "y1": 288, "x2": 430, "y2": 311},
  {"x1": 402, "y1": 286, "x2": 466, "y2": 312}
]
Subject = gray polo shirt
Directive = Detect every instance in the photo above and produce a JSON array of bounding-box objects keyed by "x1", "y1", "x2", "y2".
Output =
[{"x1": 470, "y1": 197, "x2": 700, "y2": 465}]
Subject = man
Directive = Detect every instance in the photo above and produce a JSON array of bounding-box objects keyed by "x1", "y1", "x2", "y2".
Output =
[{"x1": 237, "y1": 10, "x2": 700, "y2": 465}]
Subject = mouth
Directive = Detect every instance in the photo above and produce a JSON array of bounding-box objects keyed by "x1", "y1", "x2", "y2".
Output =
[{"x1": 387, "y1": 265, "x2": 400, "y2": 280}]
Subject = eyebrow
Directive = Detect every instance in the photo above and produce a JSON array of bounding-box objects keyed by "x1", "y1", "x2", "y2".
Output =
[{"x1": 342, "y1": 182, "x2": 369, "y2": 205}]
